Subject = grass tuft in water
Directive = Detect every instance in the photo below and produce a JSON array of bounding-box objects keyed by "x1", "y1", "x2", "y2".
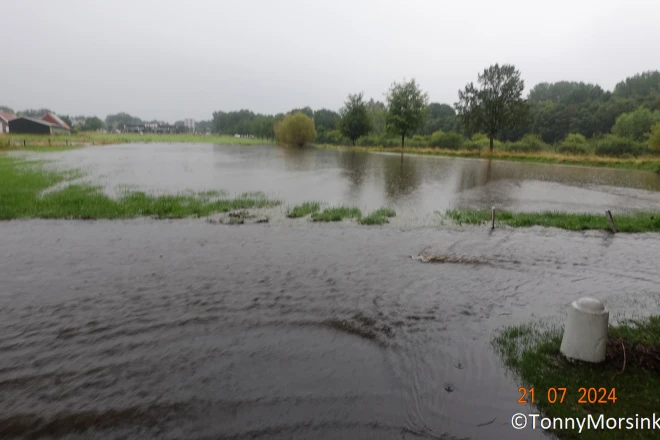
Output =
[
  {"x1": 359, "y1": 208, "x2": 396, "y2": 225},
  {"x1": 494, "y1": 317, "x2": 660, "y2": 440},
  {"x1": 311, "y1": 206, "x2": 362, "y2": 222},
  {"x1": 287, "y1": 202, "x2": 321, "y2": 218},
  {"x1": 446, "y1": 209, "x2": 660, "y2": 233},
  {"x1": 0, "y1": 155, "x2": 278, "y2": 220}
]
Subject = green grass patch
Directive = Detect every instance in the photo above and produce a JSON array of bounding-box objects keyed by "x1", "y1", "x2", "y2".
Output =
[
  {"x1": 446, "y1": 209, "x2": 660, "y2": 233},
  {"x1": 287, "y1": 202, "x2": 321, "y2": 218},
  {"x1": 0, "y1": 155, "x2": 278, "y2": 220},
  {"x1": 311, "y1": 206, "x2": 362, "y2": 222},
  {"x1": 1, "y1": 133, "x2": 270, "y2": 150},
  {"x1": 494, "y1": 317, "x2": 660, "y2": 440},
  {"x1": 359, "y1": 208, "x2": 396, "y2": 225}
]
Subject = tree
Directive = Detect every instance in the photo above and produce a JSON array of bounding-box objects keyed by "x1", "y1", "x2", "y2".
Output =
[
  {"x1": 195, "y1": 120, "x2": 212, "y2": 134},
  {"x1": 313, "y1": 109, "x2": 340, "y2": 133},
  {"x1": 83, "y1": 116, "x2": 104, "y2": 131},
  {"x1": 60, "y1": 115, "x2": 73, "y2": 128},
  {"x1": 649, "y1": 123, "x2": 660, "y2": 153},
  {"x1": 338, "y1": 93, "x2": 371, "y2": 145},
  {"x1": 420, "y1": 103, "x2": 457, "y2": 135},
  {"x1": 455, "y1": 64, "x2": 527, "y2": 151},
  {"x1": 614, "y1": 71, "x2": 660, "y2": 100},
  {"x1": 288, "y1": 107, "x2": 314, "y2": 119},
  {"x1": 366, "y1": 99, "x2": 387, "y2": 134},
  {"x1": 105, "y1": 112, "x2": 142, "y2": 128},
  {"x1": 385, "y1": 79, "x2": 429, "y2": 148},
  {"x1": 0, "y1": 105, "x2": 14, "y2": 114},
  {"x1": 611, "y1": 107, "x2": 660, "y2": 141},
  {"x1": 274, "y1": 112, "x2": 317, "y2": 147}
]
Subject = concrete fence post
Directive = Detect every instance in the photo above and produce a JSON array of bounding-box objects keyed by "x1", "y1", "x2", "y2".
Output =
[{"x1": 560, "y1": 297, "x2": 609, "y2": 363}]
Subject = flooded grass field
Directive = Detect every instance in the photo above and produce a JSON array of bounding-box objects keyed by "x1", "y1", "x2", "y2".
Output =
[
  {"x1": 2, "y1": 143, "x2": 660, "y2": 439},
  {"x1": 20, "y1": 143, "x2": 660, "y2": 216}
]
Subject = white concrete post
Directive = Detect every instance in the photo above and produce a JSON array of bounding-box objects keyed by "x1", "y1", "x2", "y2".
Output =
[{"x1": 560, "y1": 297, "x2": 609, "y2": 363}]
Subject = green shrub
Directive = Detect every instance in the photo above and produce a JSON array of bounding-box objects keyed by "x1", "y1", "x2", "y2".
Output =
[
  {"x1": 471, "y1": 133, "x2": 489, "y2": 143},
  {"x1": 430, "y1": 131, "x2": 465, "y2": 149},
  {"x1": 317, "y1": 129, "x2": 349, "y2": 145},
  {"x1": 505, "y1": 134, "x2": 546, "y2": 153},
  {"x1": 274, "y1": 112, "x2": 317, "y2": 147},
  {"x1": 562, "y1": 133, "x2": 587, "y2": 146},
  {"x1": 612, "y1": 107, "x2": 660, "y2": 141},
  {"x1": 649, "y1": 123, "x2": 660, "y2": 154},
  {"x1": 557, "y1": 145, "x2": 589, "y2": 155},
  {"x1": 592, "y1": 134, "x2": 646, "y2": 157},
  {"x1": 356, "y1": 134, "x2": 400, "y2": 147}
]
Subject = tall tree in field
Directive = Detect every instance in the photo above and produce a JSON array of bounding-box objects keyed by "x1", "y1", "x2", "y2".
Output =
[
  {"x1": 339, "y1": 92, "x2": 371, "y2": 145},
  {"x1": 455, "y1": 64, "x2": 527, "y2": 152},
  {"x1": 385, "y1": 79, "x2": 429, "y2": 149}
]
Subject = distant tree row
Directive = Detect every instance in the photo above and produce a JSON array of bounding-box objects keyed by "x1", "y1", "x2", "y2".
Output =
[{"x1": 206, "y1": 69, "x2": 660, "y2": 153}]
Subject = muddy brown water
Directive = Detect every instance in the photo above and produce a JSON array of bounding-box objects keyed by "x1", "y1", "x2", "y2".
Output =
[
  {"x1": 2, "y1": 219, "x2": 660, "y2": 439},
  {"x1": 3, "y1": 144, "x2": 660, "y2": 439},
  {"x1": 31, "y1": 143, "x2": 660, "y2": 214}
]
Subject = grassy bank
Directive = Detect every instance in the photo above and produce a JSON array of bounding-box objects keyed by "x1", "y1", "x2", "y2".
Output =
[
  {"x1": 495, "y1": 317, "x2": 660, "y2": 440},
  {"x1": 447, "y1": 209, "x2": 660, "y2": 233},
  {"x1": 0, "y1": 132, "x2": 270, "y2": 150},
  {"x1": 318, "y1": 144, "x2": 660, "y2": 173},
  {"x1": 0, "y1": 155, "x2": 278, "y2": 220}
]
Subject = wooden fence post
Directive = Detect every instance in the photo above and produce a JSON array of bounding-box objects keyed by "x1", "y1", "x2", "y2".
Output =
[
  {"x1": 605, "y1": 210, "x2": 617, "y2": 233},
  {"x1": 491, "y1": 206, "x2": 495, "y2": 230}
]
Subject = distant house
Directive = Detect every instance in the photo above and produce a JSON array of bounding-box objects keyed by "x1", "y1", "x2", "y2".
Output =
[
  {"x1": 41, "y1": 112, "x2": 71, "y2": 133},
  {"x1": 0, "y1": 112, "x2": 16, "y2": 133},
  {"x1": 8, "y1": 117, "x2": 70, "y2": 135}
]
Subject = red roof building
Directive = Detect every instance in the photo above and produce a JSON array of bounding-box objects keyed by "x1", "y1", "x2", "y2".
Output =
[
  {"x1": 0, "y1": 112, "x2": 16, "y2": 134},
  {"x1": 41, "y1": 112, "x2": 71, "y2": 132}
]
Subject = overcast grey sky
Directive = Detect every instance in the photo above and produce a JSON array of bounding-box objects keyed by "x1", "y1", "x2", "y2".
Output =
[{"x1": 3, "y1": 0, "x2": 659, "y2": 122}]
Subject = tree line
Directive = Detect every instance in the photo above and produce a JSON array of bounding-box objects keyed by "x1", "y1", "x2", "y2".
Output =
[{"x1": 211, "y1": 69, "x2": 660, "y2": 155}]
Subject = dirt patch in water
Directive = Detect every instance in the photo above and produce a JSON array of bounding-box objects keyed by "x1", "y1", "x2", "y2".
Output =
[
  {"x1": 325, "y1": 313, "x2": 394, "y2": 345},
  {"x1": 411, "y1": 252, "x2": 486, "y2": 265}
]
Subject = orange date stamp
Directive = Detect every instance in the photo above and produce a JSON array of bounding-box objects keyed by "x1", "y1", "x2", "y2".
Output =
[{"x1": 518, "y1": 387, "x2": 617, "y2": 404}]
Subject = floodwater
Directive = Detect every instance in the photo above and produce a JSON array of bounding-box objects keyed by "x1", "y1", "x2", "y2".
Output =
[
  {"x1": 2, "y1": 144, "x2": 660, "y2": 439},
  {"x1": 2, "y1": 221, "x2": 660, "y2": 439},
  {"x1": 37, "y1": 143, "x2": 660, "y2": 214}
]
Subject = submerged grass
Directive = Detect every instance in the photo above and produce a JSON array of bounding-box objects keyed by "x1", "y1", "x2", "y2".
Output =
[
  {"x1": 311, "y1": 206, "x2": 362, "y2": 222},
  {"x1": 0, "y1": 132, "x2": 270, "y2": 150},
  {"x1": 318, "y1": 144, "x2": 660, "y2": 173},
  {"x1": 359, "y1": 208, "x2": 396, "y2": 225},
  {"x1": 0, "y1": 155, "x2": 278, "y2": 220},
  {"x1": 287, "y1": 202, "x2": 321, "y2": 218},
  {"x1": 494, "y1": 317, "x2": 660, "y2": 440},
  {"x1": 446, "y1": 209, "x2": 660, "y2": 233}
]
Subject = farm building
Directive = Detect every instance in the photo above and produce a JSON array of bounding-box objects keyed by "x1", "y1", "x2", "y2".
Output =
[
  {"x1": 41, "y1": 112, "x2": 71, "y2": 132},
  {"x1": 8, "y1": 117, "x2": 70, "y2": 135},
  {"x1": 0, "y1": 111, "x2": 16, "y2": 133}
]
